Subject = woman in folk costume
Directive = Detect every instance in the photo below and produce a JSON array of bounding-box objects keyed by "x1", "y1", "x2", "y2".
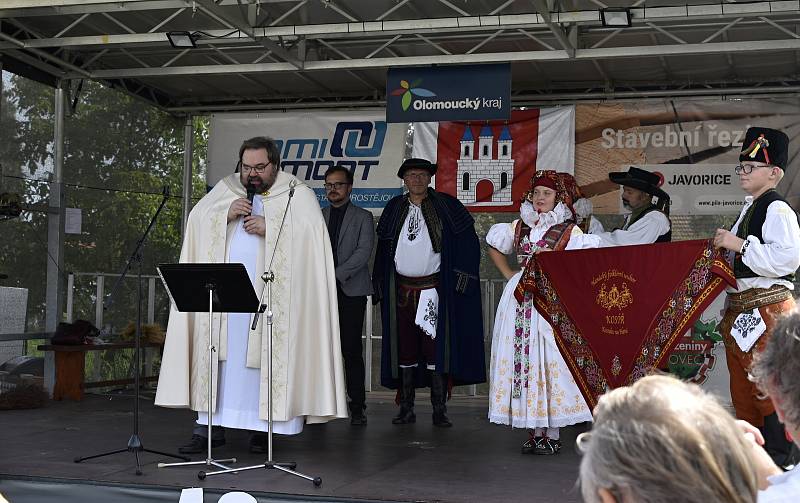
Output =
[{"x1": 486, "y1": 170, "x2": 601, "y2": 455}]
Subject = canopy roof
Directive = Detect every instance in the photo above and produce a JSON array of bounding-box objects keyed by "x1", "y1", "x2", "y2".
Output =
[{"x1": 1, "y1": 0, "x2": 800, "y2": 114}]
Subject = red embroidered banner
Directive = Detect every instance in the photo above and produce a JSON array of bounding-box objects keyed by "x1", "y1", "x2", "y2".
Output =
[{"x1": 521, "y1": 239, "x2": 734, "y2": 409}]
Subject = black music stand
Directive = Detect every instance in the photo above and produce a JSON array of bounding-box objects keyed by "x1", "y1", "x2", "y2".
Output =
[
  {"x1": 199, "y1": 270, "x2": 322, "y2": 486},
  {"x1": 155, "y1": 263, "x2": 260, "y2": 475},
  {"x1": 74, "y1": 187, "x2": 186, "y2": 475}
]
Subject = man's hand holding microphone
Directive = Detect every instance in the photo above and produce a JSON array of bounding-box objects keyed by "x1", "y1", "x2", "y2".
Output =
[{"x1": 227, "y1": 185, "x2": 266, "y2": 236}]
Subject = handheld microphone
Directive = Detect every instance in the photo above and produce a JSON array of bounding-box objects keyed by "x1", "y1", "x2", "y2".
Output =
[{"x1": 246, "y1": 184, "x2": 256, "y2": 217}]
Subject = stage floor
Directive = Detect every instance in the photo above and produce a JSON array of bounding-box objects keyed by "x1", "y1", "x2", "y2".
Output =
[{"x1": 0, "y1": 391, "x2": 587, "y2": 502}]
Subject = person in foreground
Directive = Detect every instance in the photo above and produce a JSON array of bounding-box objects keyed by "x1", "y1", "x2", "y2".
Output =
[
  {"x1": 749, "y1": 307, "x2": 800, "y2": 501},
  {"x1": 156, "y1": 136, "x2": 348, "y2": 454},
  {"x1": 578, "y1": 374, "x2": 759, "y2": 503}
]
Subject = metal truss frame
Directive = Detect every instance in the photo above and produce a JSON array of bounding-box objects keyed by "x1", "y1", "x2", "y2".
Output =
[{"x1": 1, "y1": 0, "x2": 800, "y2": 112}]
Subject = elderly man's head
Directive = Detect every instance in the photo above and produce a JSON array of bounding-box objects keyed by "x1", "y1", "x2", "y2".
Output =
[
  {"x1": 752, "y1": 308, "x2": 800, "y2": 441},
  {"x1": 578, "y1": 374, "x2": 758, "y2": 503}
]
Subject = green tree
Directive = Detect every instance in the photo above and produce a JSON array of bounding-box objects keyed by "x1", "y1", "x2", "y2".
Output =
[
  {"x1": 0, "y1": 75, "x2": 52, "y2": 332},
  {"x1": 1, "y1": 75, "x2": 208, "y2": 333}
]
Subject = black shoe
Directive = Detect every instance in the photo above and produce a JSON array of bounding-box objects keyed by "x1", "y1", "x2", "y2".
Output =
[
  {"x1": 178, "y1": 434, "x2": 225, "y2": 454},
  {"x1": 533, "y1": 437, "x2": 562, "y2": 455},
  {"x1": 249, "y1": 433, "x2": 268, "y2": 454},
  {"x1": 521, "y1": 433, "x2": 543, "y2": 454},
  {"x1": 392, "y1": 406, "x2": 416, "y2": 424},
  {"x1": 430, "y1": 372, "x2": 452, "y2": 427},
  {"x1": 392, "y1": 367, "x2": 416, "y2": 425},
  {"x1": 432, "y1": 410, "x2": 453, "y2": 428},
  {"x1": 350, "y1": 411, "x2": 368, "y2": 426}
]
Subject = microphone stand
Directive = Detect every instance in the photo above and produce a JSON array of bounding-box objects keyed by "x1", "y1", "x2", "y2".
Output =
[
  {"x1": 201, "y1": 181, "x2": 322, "y2": 486},
  {"x1": 74, "y1": 186, "x2": 188, "y2": 475}
]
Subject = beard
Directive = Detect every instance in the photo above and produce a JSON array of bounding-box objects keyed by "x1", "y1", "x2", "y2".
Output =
[
  {"x1": 245, "y1": 174, "x2": 273, "y2": 194},
  {"x1": 622, "y1": 199, "x2": 632, "y2": 210}
]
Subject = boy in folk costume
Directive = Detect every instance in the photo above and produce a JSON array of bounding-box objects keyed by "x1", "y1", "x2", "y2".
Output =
[
  {"x1": 713, "y1": 127, "x2": 800, "y2": 468},
  {"x1": 486, "y1": 171, "x2": 601, "y2": 454}
]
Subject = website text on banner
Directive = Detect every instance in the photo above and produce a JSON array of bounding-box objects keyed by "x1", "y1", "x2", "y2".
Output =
[
  {"x1": 412, "y1": 107, "x2": 575, "y2": 212},
  {"x1": 207, "y1": 111, "x2": 406, "y2": 209}
]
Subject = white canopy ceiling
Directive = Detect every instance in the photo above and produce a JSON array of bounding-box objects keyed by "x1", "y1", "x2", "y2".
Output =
[{"x1": 1, "y1": 0, "x2": 800, "y2": 113}]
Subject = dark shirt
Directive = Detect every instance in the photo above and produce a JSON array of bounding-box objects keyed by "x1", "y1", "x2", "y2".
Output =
[{"x1": 327, "y1": 200, "x2": 349, "y2": 266}]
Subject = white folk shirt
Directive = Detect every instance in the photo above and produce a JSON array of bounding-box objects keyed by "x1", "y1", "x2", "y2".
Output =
[
  {"x1": 727, "y1": 195, "x2": 800, "y2": 294},
  {"x1": 394, "y1": 203, "x2": 441, "y2": 277},
  {"x1": 595, "y1": 209, "x2": 670, "y2": 247},
  {"x1": 587, "y1": 216, "x2": 605, "y2": 235}
]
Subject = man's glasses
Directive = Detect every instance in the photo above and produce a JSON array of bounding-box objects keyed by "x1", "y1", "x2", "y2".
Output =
[
  {"x1": 241, "y1": 162, "x2": 272, "y2": 174},
  {"x1": 324, "y1": 182, "x2": 350, "y2": 190},
  {"x1": 735, "y1": 164, "x2": 771, "y2": 175}
]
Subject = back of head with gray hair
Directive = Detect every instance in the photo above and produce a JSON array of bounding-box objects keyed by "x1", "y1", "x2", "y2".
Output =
[
  {"x1": 579, "y1": 374, "x2": 758, "y2": 503},
  {"x1": 751, "y1": 307, "x2": 800, "y2": 433}
]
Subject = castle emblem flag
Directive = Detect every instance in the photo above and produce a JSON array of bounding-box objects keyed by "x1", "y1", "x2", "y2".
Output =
[{"x1": 412, "y1": 107, "x2": 575, "y2": 212}]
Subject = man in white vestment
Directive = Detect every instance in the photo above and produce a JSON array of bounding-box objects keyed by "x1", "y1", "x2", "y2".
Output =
[{"x1": 156, "y1": 136, "x2": 348, "y2": 454}]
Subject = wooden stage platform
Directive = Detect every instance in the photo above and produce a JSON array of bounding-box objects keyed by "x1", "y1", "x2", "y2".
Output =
[{"x1": 0, "y1": 391, "x2": 588, "y2": 502}]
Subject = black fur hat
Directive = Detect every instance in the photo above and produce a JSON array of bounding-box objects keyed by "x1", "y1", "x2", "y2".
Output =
[{"x1": 740, "y1": 127, "x2": 789, "y2": 171}]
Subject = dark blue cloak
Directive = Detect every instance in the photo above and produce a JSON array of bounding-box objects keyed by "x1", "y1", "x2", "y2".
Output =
[{"x1": 374, "y1": 190, "x2": 486, "y2": 389}]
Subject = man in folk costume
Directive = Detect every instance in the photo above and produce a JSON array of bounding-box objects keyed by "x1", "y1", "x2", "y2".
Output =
[
  {"x1": 156, "y1": 136, "x2": 348, "y2": 454},
  {"x1": 487, "y1": 171, "x2": 600, "y2": 455},
  {"x1": 373, "y1": 158, "x2": 486, "y2": 428},
  {"x1": 594, "y1": 166, "x2": 672, "y2": 246},
  {"x1": 713, "y1": 126, "x2": 800, "y2": 468}
]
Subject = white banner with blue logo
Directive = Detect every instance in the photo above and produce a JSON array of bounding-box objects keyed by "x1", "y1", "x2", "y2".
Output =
[{"x1": 208, "y1": 111, "x2": 406, "y2": 209}]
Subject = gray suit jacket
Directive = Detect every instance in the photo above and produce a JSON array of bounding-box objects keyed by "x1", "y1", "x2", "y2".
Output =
[{"x1": 322, "y1": 200, "x2": 375, "y2": 297}]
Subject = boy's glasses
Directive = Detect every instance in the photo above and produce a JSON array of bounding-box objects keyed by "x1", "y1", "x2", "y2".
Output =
[{"x1": 735, "y1": 164, "x2": 771, "y2": 175}]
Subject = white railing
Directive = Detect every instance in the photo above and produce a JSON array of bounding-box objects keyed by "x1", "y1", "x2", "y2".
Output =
[
  {"x1": 65, "y1": 272, "x2": 507, "y2": 396},
  {"x1": 65, "y1": 272, "x2": 160, "y2": 328}
]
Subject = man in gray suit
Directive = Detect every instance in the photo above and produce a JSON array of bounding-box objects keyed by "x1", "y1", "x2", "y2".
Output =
[{"x1": 322, "y1": 166, "x2": 375, "y2": 425}]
